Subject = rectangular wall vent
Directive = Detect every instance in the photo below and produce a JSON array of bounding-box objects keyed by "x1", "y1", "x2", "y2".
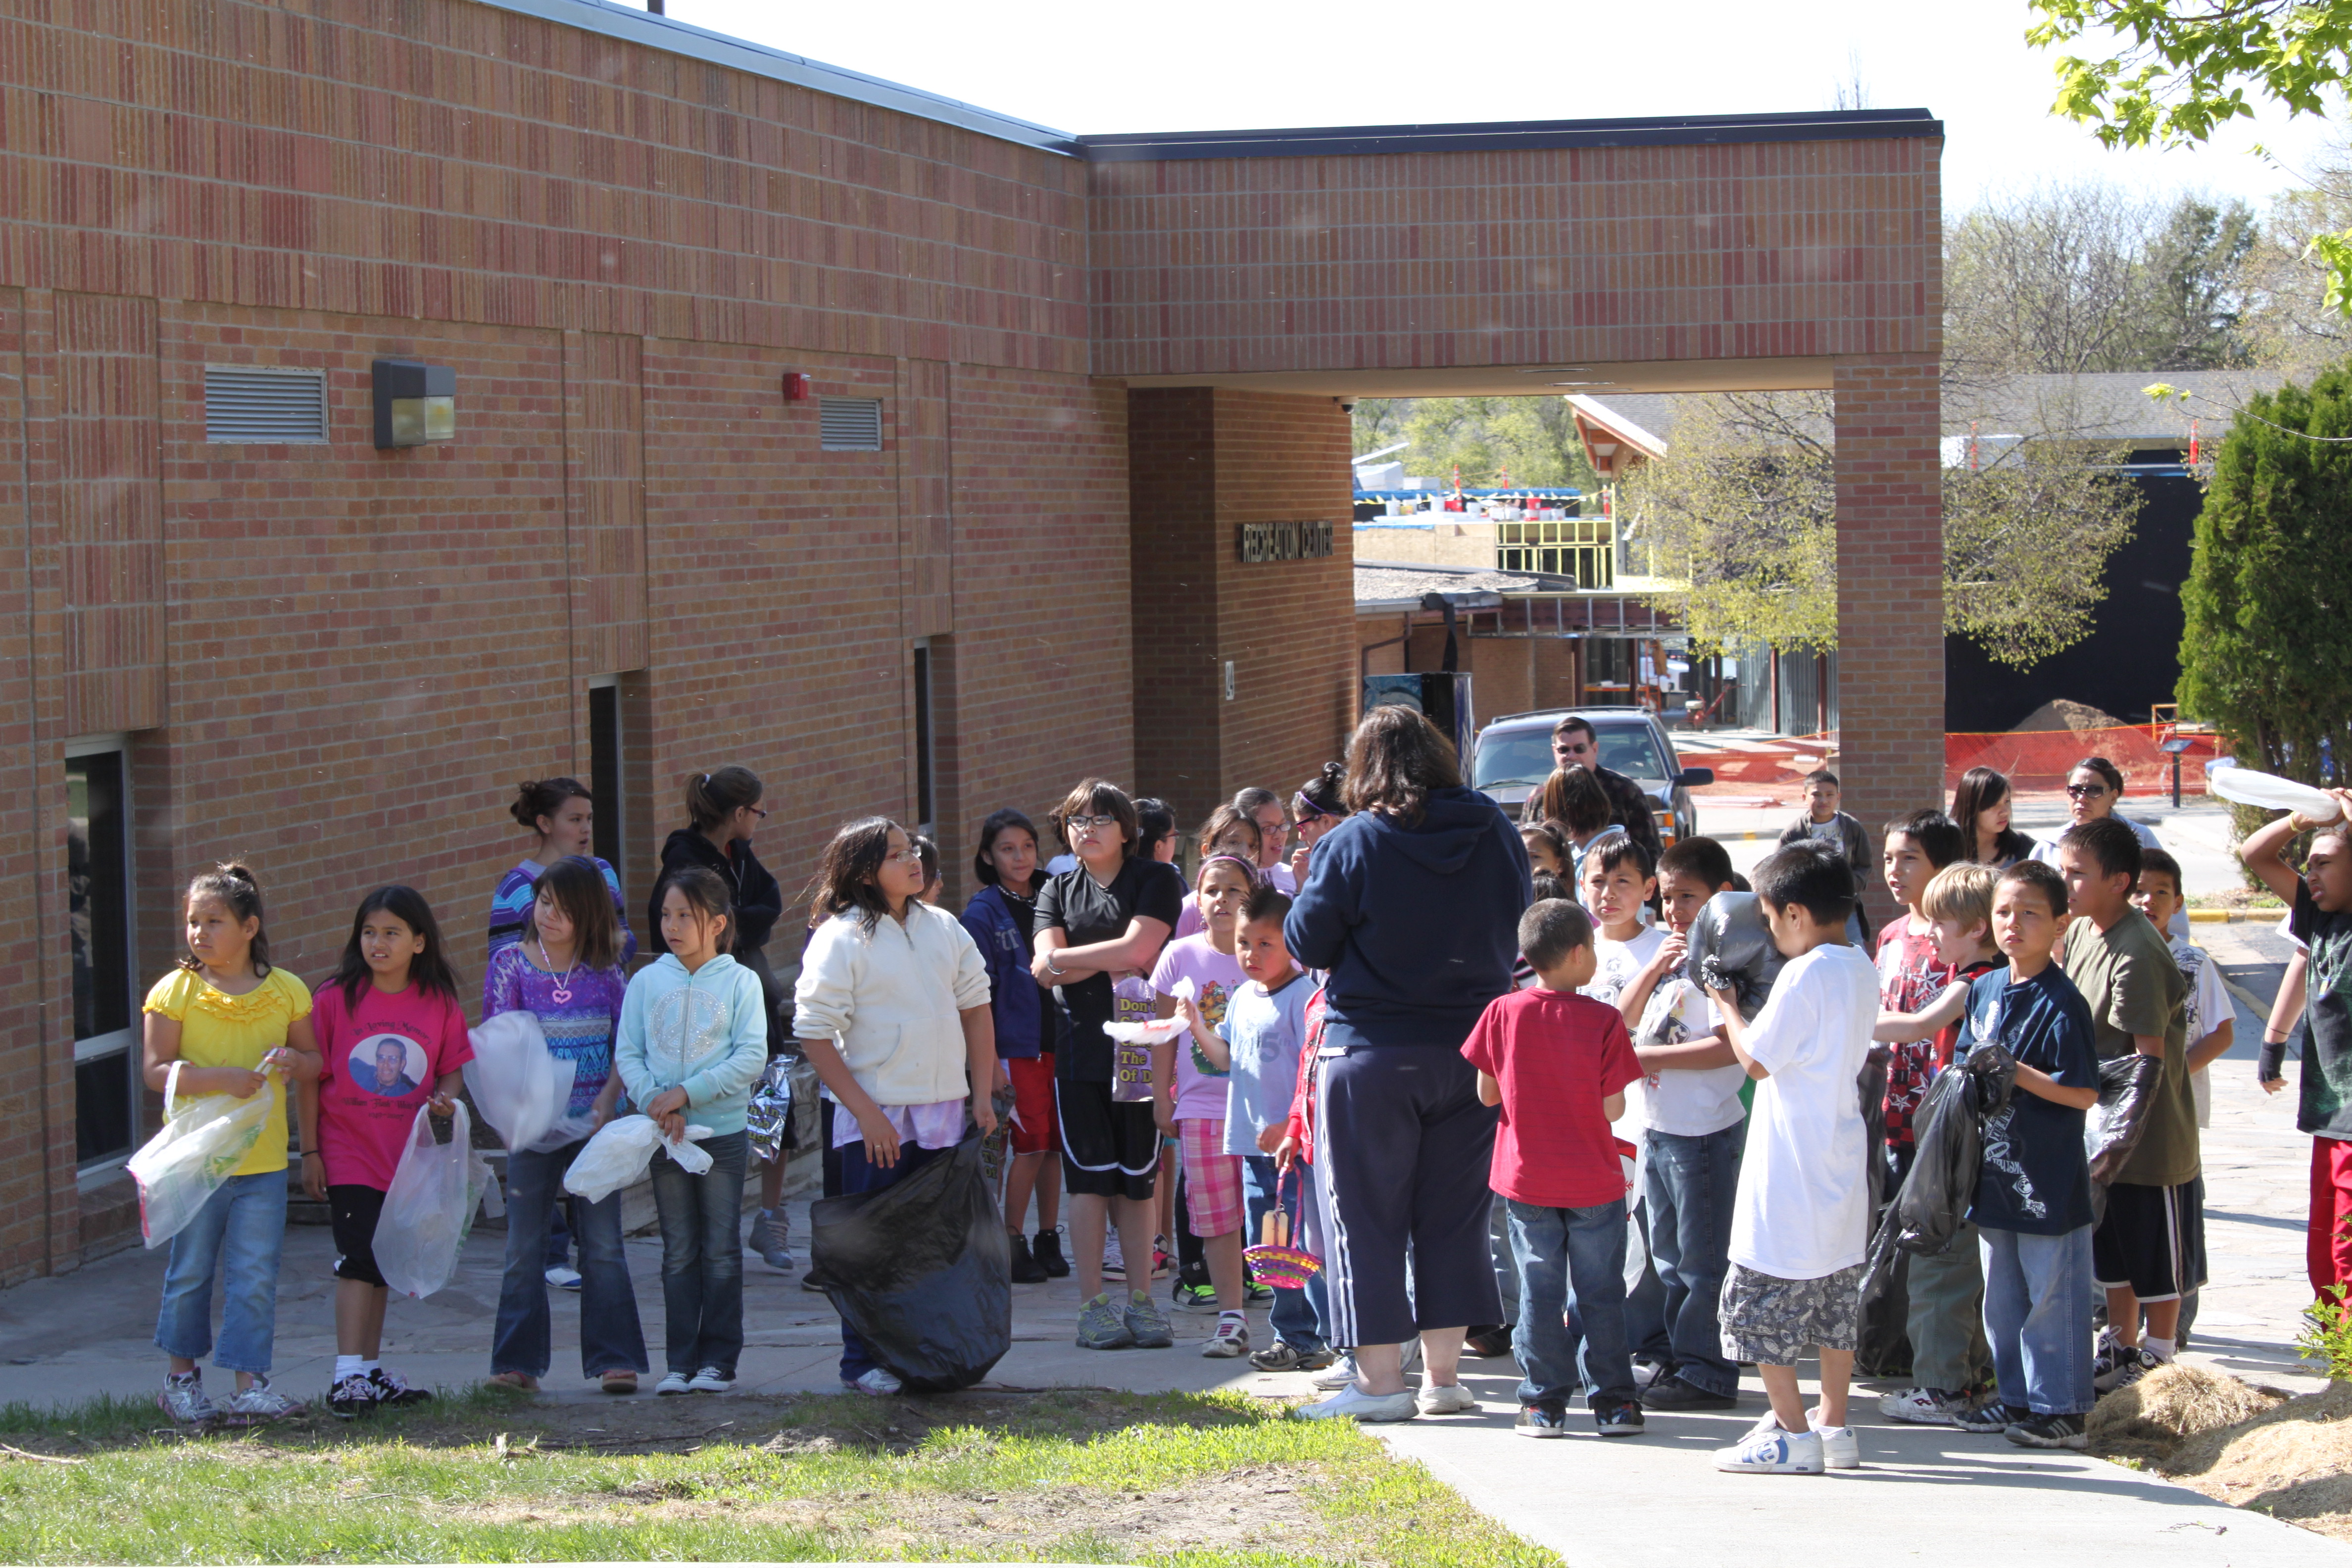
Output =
[
  {"x1": 204, "y1": 367, "x2": 329, "y2": 444},
  {"x1": 819, "y1": 396, "x2": 883, "y2": 451}
]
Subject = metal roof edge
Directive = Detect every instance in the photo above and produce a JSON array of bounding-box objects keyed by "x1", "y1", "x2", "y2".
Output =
[{"x1": 1079, "y1": 108, "x2": 1943, "y2": 162}]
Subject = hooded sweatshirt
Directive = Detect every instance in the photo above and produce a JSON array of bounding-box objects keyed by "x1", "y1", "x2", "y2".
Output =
[
  {"x1": 613, "y1": 951, "x2": 770, "y2": 1135},
  {"x1": 1285, "y1": 786, "x2": 1532, "y2": 1051},
  {"x1": 648, "y1": 829, "x2": 784, "y2": 955}
]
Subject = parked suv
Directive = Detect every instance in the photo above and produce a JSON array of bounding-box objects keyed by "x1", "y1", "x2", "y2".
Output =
[{"x1": 1470, "y1": 707, "x2": 1713, "y2": 847}]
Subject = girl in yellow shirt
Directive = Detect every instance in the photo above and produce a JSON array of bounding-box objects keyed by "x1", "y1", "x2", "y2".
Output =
[{"x1": 141, "y1": 864, "x2": 320, "y2": 1425}]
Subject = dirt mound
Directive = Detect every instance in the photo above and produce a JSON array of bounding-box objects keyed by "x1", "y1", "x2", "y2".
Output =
[
  {"x1": 2089, "y1": 1367, "x2": 2352, "y2": 1539},
  {"x1": 2088, "y1": 1363, "x2": 2285, "y2": 1455},
  {"x1": 2011, "y1": 698, "x2": 2130, "y2": 734}
]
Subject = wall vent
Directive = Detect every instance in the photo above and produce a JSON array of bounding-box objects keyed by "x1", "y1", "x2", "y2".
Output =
[
  {"x1": 204, "y1": 367, "x2": 329, "y2": 444},
  {"x1": 819, "y1": 396, "x2": 883, "y2": 451}
]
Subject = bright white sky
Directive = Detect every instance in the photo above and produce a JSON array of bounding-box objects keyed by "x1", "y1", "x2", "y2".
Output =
[{"x1": 661, "y1": 0, "x2": 2340, "y2": 217}]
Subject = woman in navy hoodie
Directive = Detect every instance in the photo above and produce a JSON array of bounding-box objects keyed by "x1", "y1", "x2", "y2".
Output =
[{"x1": 1285, "y1": 704, "x2": 1531, "y2": 1421}]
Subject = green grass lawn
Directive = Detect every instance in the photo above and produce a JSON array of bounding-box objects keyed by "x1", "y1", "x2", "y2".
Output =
[{"x1": 0, "y1": 1385, "x2": 1559, "y2": 1566}]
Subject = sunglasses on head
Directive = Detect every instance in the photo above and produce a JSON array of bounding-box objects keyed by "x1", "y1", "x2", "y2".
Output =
[{"x1": 2066, "y1": 782, "x2": 2108, "y2": 798}]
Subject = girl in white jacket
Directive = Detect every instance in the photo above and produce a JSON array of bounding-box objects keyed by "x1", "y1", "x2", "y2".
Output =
[{"x1": 793, "y1": 817, "x2": 996, "y2": 1396}]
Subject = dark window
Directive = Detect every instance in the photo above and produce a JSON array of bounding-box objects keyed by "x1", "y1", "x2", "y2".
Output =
[
  {"x1": 589, "y1": 684, "x2": 621, "y2": 867},
  {"x1": 68, "y1": 750, "x2": 135, "y2": 1164},
  {"x1": 913, "y1": 644, "x2": 935, "y2": 835}
]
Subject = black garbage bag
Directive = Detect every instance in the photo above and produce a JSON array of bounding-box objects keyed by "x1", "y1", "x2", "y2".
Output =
[
  {"x1": 806, "y1": 1136, "x2": 1011, "y2": 1392},
  {"x1": 2087, "y1": 1053, "x2": 2164, "y2": 1221},
  {"x1": 1687, "y1": 892, "x2": 1788, "y2": 1022},
  {"x1": 1853, "y1": 1047, "x2": 1911, "y2": 1377}
]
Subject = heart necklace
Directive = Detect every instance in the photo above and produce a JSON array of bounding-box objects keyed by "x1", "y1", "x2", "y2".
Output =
[{"x1": 537, "y1": 934, "x2": 577, "y2": 1005}]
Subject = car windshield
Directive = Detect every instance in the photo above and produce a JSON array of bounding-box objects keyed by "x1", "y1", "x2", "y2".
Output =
[{"x1": 1473, "y1": 721, "x2": 1670, "y2": 789}]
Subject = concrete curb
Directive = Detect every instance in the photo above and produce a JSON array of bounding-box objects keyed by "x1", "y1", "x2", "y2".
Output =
[{"x1": 2190, "y1": 908, "x2": 2285, "y2": 924}]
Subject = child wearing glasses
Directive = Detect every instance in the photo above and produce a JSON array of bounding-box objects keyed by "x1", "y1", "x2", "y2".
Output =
[
  {"x1": 2030, "y1": 756, "x2": 2185, "y2": 938},
  {"x1": 1287, "y1": 762, "x2": 1349, "y2": 889}
]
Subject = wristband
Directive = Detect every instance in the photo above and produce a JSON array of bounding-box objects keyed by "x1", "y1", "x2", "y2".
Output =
[{"x1": 299, "y1": 1149, "x2": 321, "y2": 1158}]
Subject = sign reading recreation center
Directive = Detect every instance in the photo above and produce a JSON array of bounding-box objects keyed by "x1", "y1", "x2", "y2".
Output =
[{"x1": 1235, "y1": 521, "x2": 1335, "y2": 563}]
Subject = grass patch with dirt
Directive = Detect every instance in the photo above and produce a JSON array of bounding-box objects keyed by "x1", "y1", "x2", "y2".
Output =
[
  {"x1": 2088, "y1": 1364, "x2": 2352, "y2": 1540},
  {"x1": 0, "y1": 1384, "x2": 1558, "y2": 1566}
]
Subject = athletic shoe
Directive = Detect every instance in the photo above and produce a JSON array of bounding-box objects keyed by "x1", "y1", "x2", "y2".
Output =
[
  {"x1": 686, "y1": 1366, "x2": 734, "y2": 1393},
  {"x1": 1953, "y1": 1401, "x2": 2029, "y2": 1436},
  {"x1": 1879, "y1": 1386, "x2": 1964, "y2": 1426},
  {"x1": 1101, "y1": 1232, "x2": 1126, "y2": 1281},
  {"x1": 655, "y1": 1371, "x2": 694, "y2": 1395},
  {"x1": 1244, "y1": 1279, "x2": 1274, "y2": 1304},
  {"x1": 1641, "y1": 1374, "x2": 1738, "y2": 1411},
  {"x1": 1517, "y1": 1402, "x2": 1571, "y2": 1437},
  {"x1": 845, "y1": 1367, "x2": 902, "y2": 1397},
  {"x1": 2096, "y1": 1342, "x2": 2160, "y2": 1394},
  {"x1": 328, "y1": 1373, "x2": 383, "y2": 1420},
  {"x1": 1249, "y1": 1340, "x2": 1325, "y2": 1372},
  {"x1": 747, "y1": 1209, "x2": 794, "y2": 1272},
  {"x1": 544, "y1": 1265, "x2": 583, "y2": 1290},
  {"x1": 1715, "y1": 1420, "x2": 1824, "y2": 1474},
  {"x1": 2091, "y1": 1327, "x2": 2124, "y2": 1390},
  {"x1": 1125, "y1": 1289, "x2": 1175, "y2": 1349},
  {"x1": 157, "y1": 1373, "x2": 216, "y2": 1425},
  {"x1": 1595, "y1": 1398, "x2": 1647, "y2": 1437},
  {"x1": 1804, "y1": 1407, "x2": 1857, "y2": 1469},
  {"x1": 1632, "y1": 1357, "x2": 1670, "y2": 1389},
  {"x1": 1032, "y1": 1229, "x2": 1071, "y2": 1278},
  {"x1": 1311, "y1": 1353, "x2": 1360, "y2": 1391},
  {"x1": 220, "y1": 1377, "x2": 304, "y2": 1423},
  {"x1": 1203, "y1": 1316, "x2": 1251, "y2": 1358},
  {"x1": 367, "y1": 1367, "x2": 432, "y2": 1406},
  {"x1": 1463, "y1": 1325, "x2": 1515, "y2": 1358},
  {"x1": 1296, "y1": 1384, "x2": 1418, "y2": 1422},
  {"x1": 1077, "y1": 1293, "x2": 1135, "y2": 1350},
  {"x1": 1009, "y1": 1235, "x2": 1048, "y2": 1284},
  {"x1": 1151, "y1": 1237, "x2": 1173, "y2": 1279},
  {"x1": 1293, "y1": 1346, "x2": 1338, "y2": 1371},
  {"x1": 1172, "y1": 1281, "x2": 1219, "y2": 1312},
  {"x1": 2006, "y1": 1411, "x2": 2089, "y2": 1450},
  {"x1": 1418, "y1": 1381, "x2": 1478, "y2": 1416}
]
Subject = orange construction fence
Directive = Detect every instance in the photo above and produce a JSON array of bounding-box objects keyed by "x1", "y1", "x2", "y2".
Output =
[{"x1": 1679, "y1": 726, "x2": 2226, "y2": 798}]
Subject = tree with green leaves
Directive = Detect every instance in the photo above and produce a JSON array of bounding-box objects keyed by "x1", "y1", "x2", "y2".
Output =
[
  {"x1": 2177, "y1": 366, "x2": 2352, "y2": 781},
  {"x1": 2029, "y1": 0, "x2": 2352, "y2": 315},
  {"x1": 1350, "y1": 397, "x2": 1601, "y2": 491}
]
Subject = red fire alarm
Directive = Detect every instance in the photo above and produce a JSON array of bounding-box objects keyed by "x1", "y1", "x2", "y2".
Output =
[{"x1": 782, "y1": 372, "x2": 812, "y2": 402}]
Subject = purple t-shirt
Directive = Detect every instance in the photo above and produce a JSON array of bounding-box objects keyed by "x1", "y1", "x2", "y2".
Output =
[
  {"x1": 1149, "y1": 935, "x2": 1246, "y2": 1122},
  {"x1": 482, "y1": 942, "x2": 630, "y2": 1118}
]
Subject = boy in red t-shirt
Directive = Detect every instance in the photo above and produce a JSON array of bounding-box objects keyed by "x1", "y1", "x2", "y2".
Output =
[{"x1": 1462, "y1": 898, "x2": 1647, "y2": 1438}]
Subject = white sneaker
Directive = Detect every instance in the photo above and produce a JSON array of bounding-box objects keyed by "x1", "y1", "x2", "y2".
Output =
[
  {"x1": 1311, "y1": 1353, "x2": 1360, "y2": 1391},
  {"x1": 544, "y1": 1265, "x2": 583, "y2": 1290},
  {"x1": 1297, "y1": 1384, "x2": 1419, "y2": 1422},
  {"x1": 1418, "y1": 1381, "x2": 1479, "y2": 1415},
  {"x1": 655, "y1": 1371, "x2": 693, "y2": 1395},
  {"x1": 1806, "y1": 1407, "x2": 1861, "y2": 1470},
  {"x1": 686, "y1": 1366, "x2": 734, "y2": 1393},
  {"x1": 220, "y1": 1377, "x2": 304, "y2": 1423},
  {"x1": 156, "y1": 1373, "x2": 216, "y2": 1425},
  {"x1": 1202, "y1": 1316, "x2": 1250, "y2": 1359},
  {"x1": 1716, "y1": 1420, "x2": 1825, "y2": 1474},
  {"x1": 1878, "y1": 1386, "x2": 1958, "y2": 1425},
  {"x1": 846, "y1": 1367, "x2": 902, "y2": 1397}
]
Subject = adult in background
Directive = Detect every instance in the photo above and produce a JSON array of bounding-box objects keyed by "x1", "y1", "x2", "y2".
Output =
[
  {"x1": 650, "y1": 767, "x2": 793, "y2": 1267},
  {"x1": 1234, "y1": 786, "x2": 1296, "y2": 893},
  {"x1": 1286, "y1": 705, "x2": 1533, "y2": 1421},
  {"x1": 2030, "y1": 755, "x2": 2185, "y2": 939},
  {"x1": 1950, "y1": 766, "x2": 2037, "y2": 868},
  {"x1": 1518, "y1": 715, "x2": 1662, "y2": 867}
]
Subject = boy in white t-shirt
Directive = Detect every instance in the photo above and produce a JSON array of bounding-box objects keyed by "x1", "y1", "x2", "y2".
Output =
[
  {"x1": 1707, "y1": 840, "x2": 1882, "y2": 1476},
  {"x1": 1615, "y1": 835, "x2": 1746, "y2": 1412},
  {"x1": 1580, "y1": 837, "x2": 1670, "y2": 1372}
]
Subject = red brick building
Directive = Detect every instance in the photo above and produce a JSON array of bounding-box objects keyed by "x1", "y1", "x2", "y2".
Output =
[{"x1": 0, "y1": 0, "x2": 1942, "y2": 1278}]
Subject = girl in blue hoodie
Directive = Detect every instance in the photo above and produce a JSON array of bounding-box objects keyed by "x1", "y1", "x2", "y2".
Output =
[{"x1": 615, "y1": 864, "x2": 770, "y2": 1395}]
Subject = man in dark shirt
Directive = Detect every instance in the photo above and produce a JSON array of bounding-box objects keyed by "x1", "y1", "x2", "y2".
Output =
[{"x1": 1520, "y1": 716, "x2": 1662, "y2": 864}]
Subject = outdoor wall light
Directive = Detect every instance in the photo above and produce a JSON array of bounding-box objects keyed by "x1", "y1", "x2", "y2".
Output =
[{"x1": 372, "y1": 359, "x2": 456, "y2": 448}]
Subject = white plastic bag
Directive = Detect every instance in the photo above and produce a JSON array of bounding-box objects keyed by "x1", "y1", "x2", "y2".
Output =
[
  {"x1": 561, "y1": 1114, "x2": 715, "y2": 1203},
  {"x1": 462, "y1": 1011, "x2": 577, "y2": 1154},
  {"x1": 127, "y1": 1062, "x2": 275, "y2": 1249},
  {"x1": 2204, "y1": 758, "x2": 2342, "y2": 817},
  {"x1": 373, "y1": 1101, "x2": 502, "y2": 1299}
]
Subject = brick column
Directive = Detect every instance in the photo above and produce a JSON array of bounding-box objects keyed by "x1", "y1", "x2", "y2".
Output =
[{"x1": 1833, "y1": 357, "x2": 1944, "y2": 832}]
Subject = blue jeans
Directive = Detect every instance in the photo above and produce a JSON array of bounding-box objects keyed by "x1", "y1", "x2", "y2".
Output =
[
  {"x1": 1643, "y1": 1123, "x2": 1743, "y2": 1397},
  {"x1": 154, "y1": 1169, "x2": 287, "y2": 1375},
  {"x1": 836, "y1": 1138, "x2": 950, "y2": 1382},
  {"x1": 494, "y1": 1141, "x2": 648, "y2": 1380},
  {"x1": 1505, "y1": 1196, "x2": 1635, "y2": 1409},
  {"x1": 1980, "y1": 1223, "x2": 2096, "y2": 1416},
  {"x1": 543, "y1": 1195, "x2": 575, "y2": 1270},
  {"x1": 651, "y1": 1129, "x2": 749, "y2": 1378},
  {"x1": 1245, "y1": 1155, "x2": 1329, "y2": 1354}
]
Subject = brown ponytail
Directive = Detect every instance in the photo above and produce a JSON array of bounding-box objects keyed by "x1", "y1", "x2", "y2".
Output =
[{"x1": 683, "y1": 766, "x2": 763, "y2": 832}]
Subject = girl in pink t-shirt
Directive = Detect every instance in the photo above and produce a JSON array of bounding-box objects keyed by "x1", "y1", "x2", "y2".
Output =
[
  {"x1": 304, "y1": 885, "x2": 472, "y2": 1418},
  {"x1": 1151, "y1": 853, "x2": 1257, "y2": 1358}
]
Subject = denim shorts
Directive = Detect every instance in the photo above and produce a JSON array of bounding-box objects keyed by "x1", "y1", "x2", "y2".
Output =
[{"x1": 1718, "y1": 1261, "x2": 1864, "y2": 1365}]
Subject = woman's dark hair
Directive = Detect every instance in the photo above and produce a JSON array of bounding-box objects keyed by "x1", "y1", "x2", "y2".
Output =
[
  {"x1": 1196, "y1": 803, "x2": 1262, "y2": 861},
  {"x1": 1949, "y1": 766, "x2": 2033, "y2": 864},
  {"x1": 333, "y1": 884, "x2": 461, "y2": 1007},
  {"x1": 804, "y1": 816, "x2": 902, "y2": 933},
  {"x1": 179, "y1": 863, "x2": 272, "y2": 976},
  {"x1": 1051, "y1": 779, "x2": 1140, "y2": 860},
  {"x1": 1297, "y1": 761, "x2": 1347, "y2": 818},
  {"x1": 1753, "y1": 840, "x2": 1857, "y2": 929},
  {"x1": 2072, "y1": 755, "x2": 2127, "y2": 800},
  {"x1": 1341, "y1": 705, "x2": 1462, "y2": 825},
  {"x1": 972, "y1": 808, "x2": 1042, "y2": 891},
  {"x1": 510, "y1": 777, "x2": 591, "y2": 833},
  {"x1": 1134, "y1": 797, "x2": 1176, "y2": 860},
  {"x1": 658, "y1": 864, "x2": 735, "y2": 945},
  {"x1": 1537, "y1": 767, "x2": 1613, "y2": 838},
  {"x1": 530, "y1": 856, "x2": 623, "y2": 971},
  {"x1": 684, "y1": 766, "x2": 764, "y2": 833}
]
